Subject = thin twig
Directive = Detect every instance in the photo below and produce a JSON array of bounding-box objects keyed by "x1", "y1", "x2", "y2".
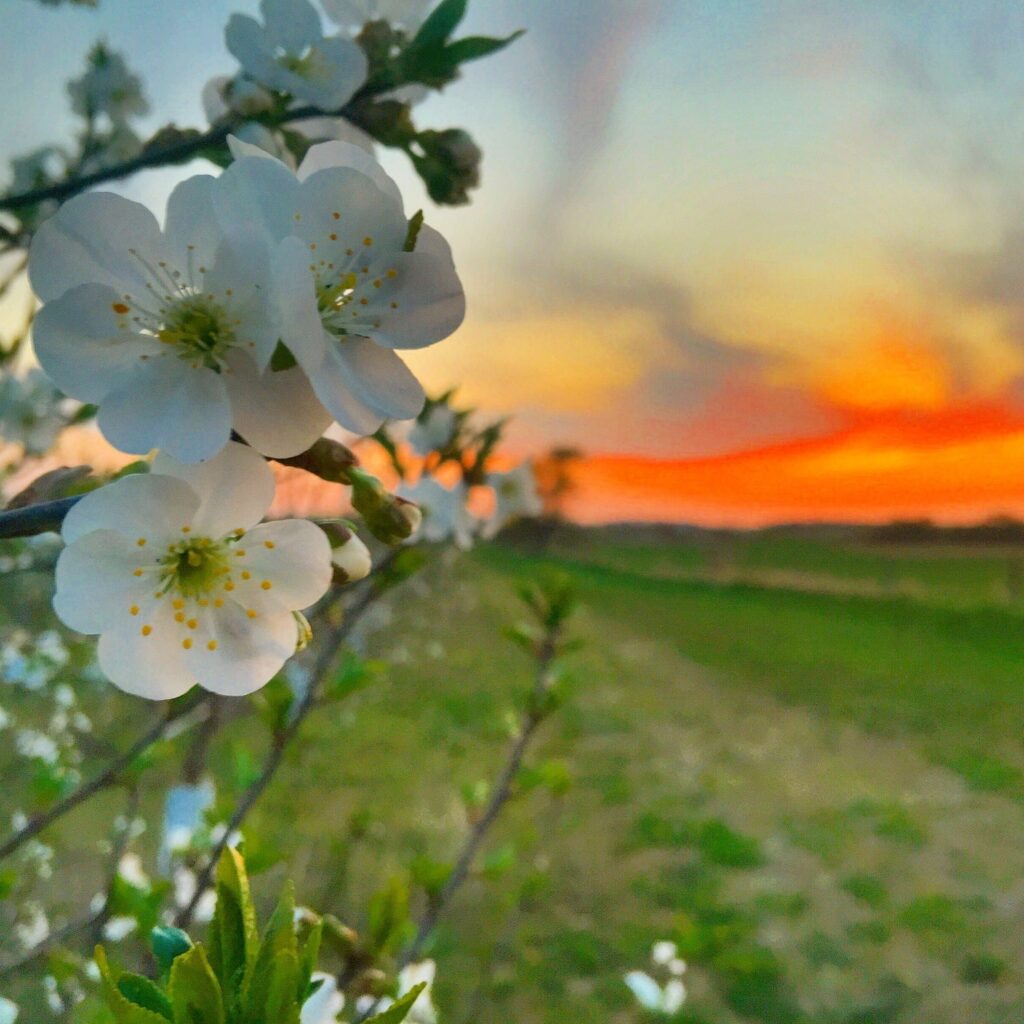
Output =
[
  {"x1": 175, "y1": 556, "x2": 397, "y2": 927},
  {"x1": 0, "y1": 82, "x2": 398, "y2": 215},
  {"x1": 0, "y1": 692, "x2": 206, "y2": 862},
  {"x1": 398, "y1": 626, "x2": 559, "y2": 970},
  {"x1": 352, "y1": 620, "x2": 562, "y2": 1021},
  {"x1": 0, "y1": 496, "x2": 80, "y2": 539}
]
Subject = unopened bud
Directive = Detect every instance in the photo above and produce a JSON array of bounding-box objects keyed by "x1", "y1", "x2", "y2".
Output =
[
  {"x1": 349, "y1": 469, "x2": 418, "y2": 544},
  {"x1": 395, "y1": 497, "x2": 422, "y2": 534},
  {"x1": 332, "y1": 530, "x2": 372, "y2": 583}
]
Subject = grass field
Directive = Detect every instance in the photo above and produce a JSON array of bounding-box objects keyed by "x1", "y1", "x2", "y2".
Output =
[
  {"x1": 246, "y1": 527, "x2": 1024, "y2": 1024},
  {"x1": 4, "y1": 526, "x2": 1024, "y2": 1023}
]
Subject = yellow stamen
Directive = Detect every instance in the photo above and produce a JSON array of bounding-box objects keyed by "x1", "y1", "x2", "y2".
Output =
[{"x1": 141, "y1": 625, "x2": 152, "y2": 637}]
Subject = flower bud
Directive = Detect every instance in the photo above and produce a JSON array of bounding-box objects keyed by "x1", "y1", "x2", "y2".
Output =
[
  {"x1": 394, "y1": 497, "x2": 422, "y2": 534},
  {"x1": 349, "y1": 469, "x2": 419, "y2": 544},
  {"x1": 332, "y1": 531, "x2": 372, "y2": 583},
  {"x1": 413, "y1": 129, "x2": 482, "y2": 205}
]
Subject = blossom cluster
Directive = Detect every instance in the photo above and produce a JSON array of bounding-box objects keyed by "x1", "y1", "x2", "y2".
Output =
[{"x1": 28, "y1": 132, "x2": 464, "y2": 699}]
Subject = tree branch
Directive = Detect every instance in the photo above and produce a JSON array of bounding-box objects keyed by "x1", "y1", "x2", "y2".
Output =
[
  {"x1": 0, "y1": 84, "x2": 395, "y2": 215},
  {"x1": 0, "y1": 691, "x2": 206, "y2": 862}
]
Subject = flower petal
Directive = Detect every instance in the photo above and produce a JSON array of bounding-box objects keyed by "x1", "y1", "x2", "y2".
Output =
[
  {"x1": 295, "y1": 165, "x2": 406, "y2": 259},
  {"x1": 53, "y1": 529, "x2": 154, "y2": 634},
  {"x1": 225, "y1": 351, "x2": 332, "y2": 458},
  {"x1": 29, "y1": 192, "x2": 165, "y2": 302},
  {"x1": 297, "y1": 141, "x2": 402, "y2": 209},
  {"x1": 233, "y1": 519, "x2": 332, "y2": 611},
  {"x1": 346, "y1": 248, "x2": 465, "y2": 349},
  {"x1": 152, "y1": 441, "x2": 274, "y2": 537},
  {"x1": 271, "y1": 236, "x2": 330, "y2": 368},
  {"x1": 31, "y1": 283, "x2": 160, "y2": 402},
  {"x1": 307, "y1": 340, "x2": 388, "y2": 434},
  {"x1": 224, "y1": 14, "x2": 274, "y2": 79},
  {"x1": 332, "y1": 336, "x2": 424, "y2": 420},
  {"x1": 261, "y1": 0, "x2": 322, "y2": 53},
  {"x1": 183, "y1": 599, "x2": 296, "y2": 697},
  {"x1": 215, "y1": 153, "x2": 301, "y2": 246},
  {"x1": 97, "y1": 358, "x2": 232, "y2": 463},
  {"x1": 98, "y1": 598, "x2": 194, "y2": 700},
  {"x1": 164, "y1": 174, "x2": 222, "y2": 271},
  {"x1": 62, "y1": 473, "x2": 199, "y2": 545}
]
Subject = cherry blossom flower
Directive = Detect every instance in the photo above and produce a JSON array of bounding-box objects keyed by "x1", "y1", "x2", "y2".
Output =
[
  {"x1": 408, "y1": 403, "x2": 457, "y2": 455},
  {"x1": 53, "y1": 443, "x2": 332, "y2": 699},
  {"x1": 623, "y1": 971, "x2": 686, "y2": 1016},
  {"x1": 398, "y1": 477, "x2": 474, "y2": 548},
  {"x1": 67, "y1": 43, "x2": 148, "y2": 126},
  {"x1": 226, "y1": 0, "x2": 368, "y2": 110},
  {"x1": 215, "y1": 138, "x2": 465, "y2": 435},
  {"x1": 28, "y1": 176, "x2": 331, "y2": 461},
  {"x1": 484, "y1": 462, "x2": 542, "y2": 537}
]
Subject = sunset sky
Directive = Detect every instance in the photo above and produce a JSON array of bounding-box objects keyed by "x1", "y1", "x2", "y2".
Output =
[{"x1": 5, "y1": 1, "x2": 1024, "y2": 523}]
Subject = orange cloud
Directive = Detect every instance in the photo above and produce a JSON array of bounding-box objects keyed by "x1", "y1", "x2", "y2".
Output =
[
  {"x1": 816, "y1": 318, "x2": 951, "y2": 413},
  {"x1": 565, "y1": 402, "x2": 1024, "y2": 525}
]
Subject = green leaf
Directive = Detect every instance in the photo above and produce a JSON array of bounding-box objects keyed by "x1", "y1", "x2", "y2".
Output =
[
  {"x1": 444, "y1": 31, "x2": 524, "y2": 64},
  {"x1": 409, "y1": 0, "x2": 466, "y2": 48},
  {"x1": 297, "y1": 919, "x2": 323, "y2": 1005},
  {"x1": 366, "y1": 876, "x2": 412, "y2": 956},
  {"x1": 403, "y1": 209, "x2": 424, "y2": 252},
  {"x1": 364, "y1": 983, "x2": 428, "y2": 1024},
  {"x1": 95, "y1": 947, "x2": 173, "y2": 1024},
  {"x1": 151, "y1": 927, "x2": 194, "y2": 974},
  {"x1": 208, "y1": 848, "x2": 258, "y2": 1004},
  {"x1": 242, "y1": 881, "x2": 297, "y2": 1018},
  {"x1": 169, "y1": 945, "x2": 224, "y2": 1024},
  {"x1": 264, "y1": 949, "x2": 301, "y2": 1024},
  {"x1": 116, "y1": 975, "x2": 173, "y2": 1022}
]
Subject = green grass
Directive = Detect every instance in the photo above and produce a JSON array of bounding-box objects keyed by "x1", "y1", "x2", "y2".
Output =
[{"x1": 478, "y1": 543, "x2": 1024, "y2": 782}]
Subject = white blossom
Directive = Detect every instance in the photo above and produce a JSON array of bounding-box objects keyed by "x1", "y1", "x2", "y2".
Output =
[
  {"x1": 15, "y1": 902, "x2": 49, "y2": 950},
  {"x1": 624, "y1": 965, "x2": 686, "y2": 1016},
  {"x1": 226, "y1": 0, "x2": 368, "y2": 110},
  {"x1": 67, "y1": 44, "x2": 148, "y2": 125},
  {"x1": 300, "y1": 972, "x2": 345, "y2": 1024},
  {"x1": 53, "y1": 443, "x2": 332, "y2": 699},
  {"x1": 0, "y1": 996, "x2": 18, "y2": 1024},
  {"x1": 102, "y1": 916, "x2": 138, "y2": 942},
  {"x1": 484, "y1": 461, "x2": 541, "y2": 537},
  {"x1": 408, "y1": 403, "x2": 457, "y2": 455},
  {"x1": 28, "y1": 173, "x2": 331, "y2": 461},
  {"x1": 398, "y1": 477, "x2": 474, "y2": 548},
  {"x1": 321, "y1": 0, "x2": 431, "y2": 33},
  {"x1": 214, "y1": 138, "x2": 465, "y2": 435}
]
